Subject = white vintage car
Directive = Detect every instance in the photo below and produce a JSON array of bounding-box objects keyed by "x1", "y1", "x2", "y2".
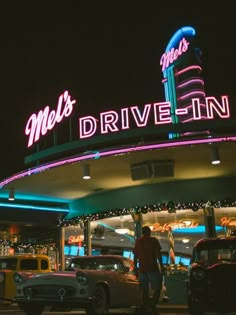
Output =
[{"x1": 13, "y1": 254, "x2": 142, "y2": 315}]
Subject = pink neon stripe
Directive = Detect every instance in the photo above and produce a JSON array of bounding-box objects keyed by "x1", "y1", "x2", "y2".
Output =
[
  {"x1": 175, "y1": 65, "x2": 202, "y2": 76},
  {"x1": 178, "y1": 91, "x2": 206, "y2": 101},
  {"x1": 181, "y1": 116, "x2": 209, "y2": 123},
  {"x1": 1, "y1": 136, "x2": 236, "y2": 188},
  {"x1": 177, "y1": 78, "x2": 204, "y2": 89},
  {"x1": 182, "y1": 131, "x2": 210, "y2": 137}
]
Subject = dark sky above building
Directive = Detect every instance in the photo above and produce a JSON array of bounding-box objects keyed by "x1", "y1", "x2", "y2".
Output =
[{"x1": 0, "y1": 2, "x2": 235, "y2": 179}]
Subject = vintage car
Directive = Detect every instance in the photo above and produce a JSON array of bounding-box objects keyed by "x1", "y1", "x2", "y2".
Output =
[
  {"x1": 186, "y1": 236, "x2": 236, "y2": 315},
  {"x1": 0, "y1": 254, "x2": 51, "y2": 304},
  {"x1": 13, "y1": 254, "x2": 142, "y2": 315}
]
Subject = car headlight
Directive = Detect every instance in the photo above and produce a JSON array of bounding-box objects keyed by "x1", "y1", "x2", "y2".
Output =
[
  {"x1": 13, "y1": 272, "x2": 25, "y2": 285},
  {"x1": 76, "y1": 271, "x2": 88, "y2": 285},
  {"x1": 191, "y1": 267, "x2": 205, "y2": 280}
]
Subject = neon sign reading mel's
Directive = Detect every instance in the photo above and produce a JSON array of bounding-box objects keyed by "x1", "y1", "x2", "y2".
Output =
[
  {"x1": 25, "y1": 91, "x2": 76, "y2": 147},
  {"x1": 160, "y1": 37, "x2": 189, "y2": 72},
  {"x1": 25, "y1": 90, "x2": 230, "y2": 148}
]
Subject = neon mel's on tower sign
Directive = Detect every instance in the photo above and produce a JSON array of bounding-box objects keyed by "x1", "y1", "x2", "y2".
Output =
[{"x1": 25, "y1": 26, "x2": 231, "y2": 148}]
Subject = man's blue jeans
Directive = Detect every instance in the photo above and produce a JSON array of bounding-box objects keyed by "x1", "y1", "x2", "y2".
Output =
[{"x1": 139, "y1": 271, "x2": 162, "y2": 306}]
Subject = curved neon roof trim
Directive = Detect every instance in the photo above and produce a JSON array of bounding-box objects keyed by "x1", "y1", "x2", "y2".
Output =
[
  {"x1": 1, "y1": 135, "x2": 236, "y2": 189},
  {"x1": 0, "y1": 202, "x2": 68, "y2": 212}
]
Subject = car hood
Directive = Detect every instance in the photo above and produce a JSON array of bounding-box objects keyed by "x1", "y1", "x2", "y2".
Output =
[
  {"x1": 16, "y1": 271, "x2": 77, "y2": 286},
  {"x1": 17, "y1": 269, "x2": 122, "y2": 286},
  {"x1": 207, "y1": 261, "x2": 236, "y2": 273},
  {"x1": 191, "y1": 261, "x2": 236, "y2": 279},
  {"x1": 192, "y1": 261, "x2": 236, "y2": 268}
]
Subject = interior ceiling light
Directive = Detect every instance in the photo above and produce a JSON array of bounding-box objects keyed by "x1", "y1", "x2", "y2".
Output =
[
  {"x1": 182, "y1": 238, "x2": 190, "y2": 243},
  {"x1": 8, "y1": 188, "x2": 15, "y2": 201},
  {"x1": 210, "y1": 146, "x2": 221, "y2": 165},
  {"x1": 82, "y1": 164, "x2": 91, "y2": 180},
  {"x1": 115, "y1": 228, "x2": 130, "y2": 235}
]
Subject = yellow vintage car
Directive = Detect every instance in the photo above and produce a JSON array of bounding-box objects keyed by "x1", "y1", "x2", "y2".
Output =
[{"x1": 0, "y1": 254, "x2": 51, "y2": 304}]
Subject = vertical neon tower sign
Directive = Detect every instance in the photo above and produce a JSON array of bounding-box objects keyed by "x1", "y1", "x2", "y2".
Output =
[{"x1": 160, "y1": 26, "x2": 206, "y2": 138}]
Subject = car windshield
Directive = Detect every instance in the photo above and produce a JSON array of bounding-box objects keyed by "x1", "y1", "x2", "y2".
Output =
[
  {"x1": 0, "y1": 258, "x2": 17, "y2": 270},
  {"x1": 195, "y1": 241, "x2": 236, "y2": 263},
  {"x1": 67, "y1": 257, "x2": 124, "y2": 271}
]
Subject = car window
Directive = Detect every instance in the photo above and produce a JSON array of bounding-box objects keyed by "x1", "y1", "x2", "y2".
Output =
[
  {"x1": 197, "y1": 244, "x2": 236, "y2": 263},
  {"x1": 20, "y1": 259, "x2": 38, "y2": 270},
  {"x1": 0, "y1": 258, "x2": 17, "y2": 270},
  {"x1": 41, "y1": 259, "x2": 49, "y2": 270}
]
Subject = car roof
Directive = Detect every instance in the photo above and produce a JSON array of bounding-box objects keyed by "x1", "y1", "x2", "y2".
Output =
[
  {"x1": 194, "y1": 236, "x2": 236, "y2": 248},
  {"x1": 70, "y1": 254, "x2": 126, "y2": 259},
  {"x1": 69, "y1": 255, "x2": 134, "y2": 263},
  {"x1": 0, "y1": 254, "x2": 49, "y2": 259}
]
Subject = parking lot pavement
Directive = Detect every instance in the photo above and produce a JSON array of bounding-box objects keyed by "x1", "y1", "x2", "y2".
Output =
[
  {"x1": 0, "y1": 302, "x2": 188, "y2": 313},
  {"x1": 162, "y1": 306, "x2": 187, "y2": 313},
  {"x1": 0, "y1": 306, "x2": 188, "y2": 314},
  {"x1": 0, "y1": 312, "x2": 188, "y2": 315},
  {"x1": 1, "y1": 305, "x2": 236, "y2": 315}
]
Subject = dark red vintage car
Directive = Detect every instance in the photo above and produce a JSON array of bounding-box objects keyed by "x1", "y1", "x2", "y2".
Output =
[{"x1": 186, "y1": 236, "x2": 236, "y2": 315}]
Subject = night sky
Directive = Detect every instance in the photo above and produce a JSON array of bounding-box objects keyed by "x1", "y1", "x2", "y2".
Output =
[{"x1": 0, "y1": 2, "x2": 235, "y2": 179}]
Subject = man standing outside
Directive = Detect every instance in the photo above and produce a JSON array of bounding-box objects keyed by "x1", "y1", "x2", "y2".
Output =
[{"x1": 133, "y1": 225, "x2": 164, "y2": 314}]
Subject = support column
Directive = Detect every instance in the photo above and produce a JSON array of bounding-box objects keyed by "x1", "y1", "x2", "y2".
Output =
[
  {"x1": 58, "y1": 226, "x2": 65, "y2": 271},
  {"x1": 84, "y1": 221, "x2": 91, "y2": 256},
  {"x1": 131, "y1": 211, "x2": 142, "y2": 269},
  {"x1": 168, "y1": 228, "x2": 175, "y2": 264},
  {"x1": 131, "y1": 211, "x2": 143, "y2": 242},
  {"x1": 204, "y1": 202, "x2": 216, "y2": 238}
]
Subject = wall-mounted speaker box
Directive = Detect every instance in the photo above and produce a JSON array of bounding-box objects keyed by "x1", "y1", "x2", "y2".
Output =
[
  {"x1": 130, "y1": 162, "x2": 152, "y2": 180},
  {"x1": 130, "y1": 160, "x2": 174, "y2": 180},
  {"x1": 151, "y1": 160, "x2": 174, "y2": 177}
]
